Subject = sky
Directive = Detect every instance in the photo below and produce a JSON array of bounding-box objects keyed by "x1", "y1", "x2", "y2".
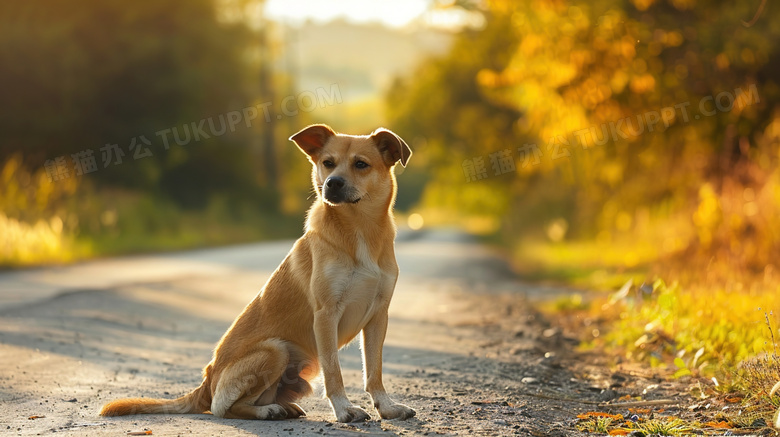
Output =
[{"x1": 264, "y1": 0, "x2": 433, "y2": 28}]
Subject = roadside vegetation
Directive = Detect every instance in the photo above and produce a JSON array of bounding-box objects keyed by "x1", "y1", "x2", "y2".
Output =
[
  {"x1": 385, "y1": 0, "x2": 780, "y2": 433},
  {"x1": 0, "y1": 154, "x2": 301, "y2": 267}
]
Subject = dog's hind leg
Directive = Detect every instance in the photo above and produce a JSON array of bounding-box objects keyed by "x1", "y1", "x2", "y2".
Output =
[
  {"x1": 275, "y1": 354, "x2": 316, "y2": 418},
  {"x1": 211, "y1": 339, "x2": 290, "y2": 419}
]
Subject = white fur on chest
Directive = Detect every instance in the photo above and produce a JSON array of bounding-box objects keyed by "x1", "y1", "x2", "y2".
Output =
[
  {"x1": 324, "y1": 234, "x2": 394, "y2": 345},
  {"x1": 354, "y1": 235, "x2": 382, "y2": 277}
]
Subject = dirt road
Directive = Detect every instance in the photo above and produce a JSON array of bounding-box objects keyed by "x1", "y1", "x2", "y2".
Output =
[{"x1": 0, "y1": 229, "x2": 681, "y2": 436}]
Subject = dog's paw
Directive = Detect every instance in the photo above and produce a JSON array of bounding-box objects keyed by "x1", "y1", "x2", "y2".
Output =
[
  {"x1": 283, "y1": 402, "x2": 306, "y2": 418},
  {"x1": 260, "y1": 404, "x2": 288, "y2": 420},
  {"x1": 336, "y1": 405, "x2": 371, "y2": 423},
  {"x1": 377, "y1": 402, "x2": 416, "y2": 420}
]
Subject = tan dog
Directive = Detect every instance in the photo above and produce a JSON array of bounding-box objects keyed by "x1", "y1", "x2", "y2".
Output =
[{"x1": 100, "y1": 124, "x2": 415, "y2": 423}]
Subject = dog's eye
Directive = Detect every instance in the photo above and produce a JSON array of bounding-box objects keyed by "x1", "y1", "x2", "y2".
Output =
[
  {"x1": 355, "y1": 160, "x2": 369, "y2": 169},
  {"x1": 322, "y1": 160, "x2": 335, "y2": 168}
]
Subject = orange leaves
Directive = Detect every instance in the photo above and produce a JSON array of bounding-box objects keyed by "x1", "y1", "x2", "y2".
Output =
[
  {"x1": 704, "y1": 420, "x2": 732, "y2": 429},
  {"x1": 629, "y1": 74, "x2": 656, "y2": 94},
  {"x1": 577, "y1": 412, "x2": 624, "y2": 420}
]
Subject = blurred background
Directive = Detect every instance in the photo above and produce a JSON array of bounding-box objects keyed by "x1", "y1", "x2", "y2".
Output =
[
  {"x1": 2, "y1": 0, "x2": 780, "y2": 389},
  {"x1": 1, "y1": 0, "x2": 779, "y2": 290}
]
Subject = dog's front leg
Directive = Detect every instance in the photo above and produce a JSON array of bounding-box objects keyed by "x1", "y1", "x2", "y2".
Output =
[
  {"x1": 314, "y1": 309, "x2": 370, "y2": 422},
  {"x1": 361, "y1": 309, "x2": 416, "y2": 420}
]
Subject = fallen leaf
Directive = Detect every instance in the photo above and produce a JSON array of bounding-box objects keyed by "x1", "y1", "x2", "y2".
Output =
[
  {"x1": 608, "y1": 430, "x2": 630, "y2": 436},
  {"x1": 127, "y1": 431, "x2": 153, "y2": 436},
  {"x1": 704, "y1": 421, "x2": 731, "y2": 429},
  {"x1": 577, "y1": 412, "x2": 624, "y2": 420}
]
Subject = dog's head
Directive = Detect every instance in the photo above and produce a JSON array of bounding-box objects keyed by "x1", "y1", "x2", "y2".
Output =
[{"x1": 290, "y1": 124, "x2": 412, "y2": 207}]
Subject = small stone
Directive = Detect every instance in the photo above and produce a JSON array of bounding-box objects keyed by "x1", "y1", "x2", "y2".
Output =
[
  {"x1": 598, "y1": 389, "x2": 618, "y2": 401},
  {"x1": 751, "y1": 418, "x2": 767, "y2": 427}
]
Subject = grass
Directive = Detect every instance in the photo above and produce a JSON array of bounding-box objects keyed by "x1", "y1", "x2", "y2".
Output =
[
  {"x1": 0, "y1": 155, "x2": 302, "y2": 268},
  {"x1": 588, "y1": 279, "x2": 780, "y2": 371},
  {"x1": 534, "y1": 251, "x2": 780, "y2": 435},
  {"x1": 77, "y1": 189, "x2": 302, "y2": 257},
  {"x1": 575, "y1": 415, "x2": 616, "y2": 433},
  {"x1": 544, "y1": 268, "x2": 780, "y2": 395},
  {"x1": 636, "y1": 418, "x2": 692, "y2": 436},
  {"x1": 516, "y1": 213, "x2": 780, "y2": 434}
]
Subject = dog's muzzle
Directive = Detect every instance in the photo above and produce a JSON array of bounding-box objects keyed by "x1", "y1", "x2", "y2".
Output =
[{"x1": 323, "y1": 176, "x2": 360, "y2": 204}]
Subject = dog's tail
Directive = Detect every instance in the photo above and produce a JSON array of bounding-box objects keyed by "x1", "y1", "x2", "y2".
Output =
[{"x1": 100, "y1": 378, "x2": 212, "y2": 416}]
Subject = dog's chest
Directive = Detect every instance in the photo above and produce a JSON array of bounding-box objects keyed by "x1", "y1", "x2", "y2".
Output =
[
  {"x1": 354, "y1": 235, "x2": 382, "y2": 277},
  {"x1": 331, "y1": 237, "x2": 392, "y2": 344}
]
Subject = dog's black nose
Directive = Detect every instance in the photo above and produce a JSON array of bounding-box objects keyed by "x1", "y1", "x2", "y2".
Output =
[{"x1": 325, "y1": 176, "x2": 345, "y2": 190}]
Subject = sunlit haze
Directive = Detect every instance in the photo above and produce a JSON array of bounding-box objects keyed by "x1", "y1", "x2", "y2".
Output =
[{"x1": 265, "y1": 0, "x2": 431, "y2": 27}]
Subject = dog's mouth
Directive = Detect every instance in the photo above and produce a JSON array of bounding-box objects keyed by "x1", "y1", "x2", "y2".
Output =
[
  {"x1": 324, "y1": 195, "x2": 362, "y2": 205},
  {"x1": 322, "y1": 187, "x2": 362, "y2": 205}
]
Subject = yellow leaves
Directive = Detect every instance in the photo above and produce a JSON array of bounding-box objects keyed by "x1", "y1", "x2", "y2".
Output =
[
  {"x1": 598, "y1": 10, "x2": 621, "y2": 32},
  {"x1": 599, "y1": 161, "x2": 624, "y2": 187},
  {"x1": 715, "y1": 53, "x2": 730, "y2": 70},
  {"x1": 615, "y1": 211, "x2": 633, "y2": 232},
  {"x1": 0, "y1": 155, "x2": 85, "y2": 266},
  {"x1": 618, "y1": 38, "x2": 637, "y2": 60},
  {"x1": 519, "y1": 33, "x2": 545, "y2": 57},
  {"x1": 569, "y1": 49, "x2": 594, "y2": 69},
  {"x1": 630, "y1": 0, "x2": 656, "y2": 11},
  {"x1": 632, "y1": 58, "x2": 648, "y2": 74},
  {"x1": 476, "y1": 69, "x2": 503, "y2": 88},
  {"x1": 629, "y1": 74, "x2": 656, "y2": 94},
  {"x1": 610, "y1": 70, "x2": 629, "y2": 93},
  {"x1": 570, "y1": 78, "x2": 613, "y2": 110},
  {"x1": 0, "y1": 212, "x2": 75, "y2": 265},
  {"x1": 692, "y1": 183, "x2": 722, "y2": 248},
  {"x1": 665, "y1": 31, "x2": 684, "y2": 47},
  {"x1": 652, "y1": 29, "x2": 684, "y2": 47}
]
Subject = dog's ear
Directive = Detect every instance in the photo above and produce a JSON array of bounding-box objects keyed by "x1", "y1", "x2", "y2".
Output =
[
  {"x1": 371, "y1": 128, "x2": 412, "y2": 167},
  {"x1": 289, "y1": 124, "x2": 336, "y2": 158}
]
